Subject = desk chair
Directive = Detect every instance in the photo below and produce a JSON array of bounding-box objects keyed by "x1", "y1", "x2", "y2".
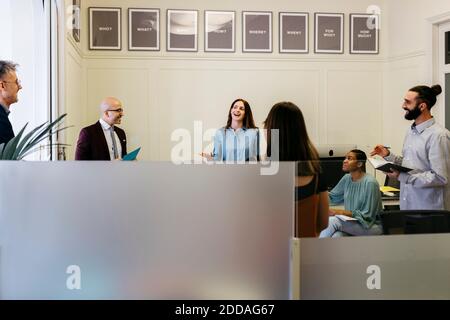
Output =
[{"x1": 380, "y1": 210, "x2": 450, "y2": 235}]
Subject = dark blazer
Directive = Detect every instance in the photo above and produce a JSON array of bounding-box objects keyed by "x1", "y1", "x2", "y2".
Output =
[
  {"x1": 0, "y1": 104, "x2": 14, "y2": 147},
  {"x1": 75, "y1": 121, "x2": 127, "y2": 160}
]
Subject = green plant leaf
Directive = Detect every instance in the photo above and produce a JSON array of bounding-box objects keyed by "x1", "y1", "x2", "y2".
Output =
[
  {"x1": 0, "y1": 113, "x2": 68, "y2": 160},
  {"x1": 18, "y1": 125, "x2": 71, "y2": 159},
  {"x1": 27, "y1": 114, "x2": 67, "y2": 148},
  {"x1": 11, "y1": 122, "x2": 48, "y2": 159},
  {"x1": 20, "y1": 143, "x2": 71, "y2": 159},
  {"x1": 1, "y1": 124, "x2": 28, "y2": 160},
  {"x1": 17, "y1": 114, "x2": 68, "y2": 160}
]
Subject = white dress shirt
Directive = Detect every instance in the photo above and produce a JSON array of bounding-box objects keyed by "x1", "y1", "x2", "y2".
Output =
[{"x1": 99, "y1": 118, "x2": 122, "y2": 160}]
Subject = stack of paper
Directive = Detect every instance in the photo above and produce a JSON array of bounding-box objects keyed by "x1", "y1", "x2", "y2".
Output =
[
  {"x1": 336, "y1": 215, "x2": 358, "y2": 222},
  {"x1": 380, "y1": 186, "x2": 400, "y2": 193}
]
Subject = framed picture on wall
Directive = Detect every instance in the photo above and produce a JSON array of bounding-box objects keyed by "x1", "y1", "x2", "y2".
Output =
[
  {"x1": 72, "y1": 0, "x2": 80, "y2": 42},
  {"x1": 205, "y1": 11, "x2": 235, "y2": 52},
  {"x1": 243, "y1": 11, "x2": 272, "y2": 53},
  {"x1": 167, "y1": 9, "x2": 198, "y2": 52},
  {"x1": 446, "y1": 31, "x2": 450, "y2": 65},
  {"x1": 350, "y1": 14, "x2": 379, "y2": 54},
  {"x1": 128, "y1": 8, "x2": 160, "y2": 51},
  {"x1": 314, "y1": 13, "x2": 344, "y2": 54},
  {"x1": 279, "y1": 12, "x2": 308, "y2": 53},
  {"x1": 89, "y1": 7, "x2": 121, "y2": 50}
]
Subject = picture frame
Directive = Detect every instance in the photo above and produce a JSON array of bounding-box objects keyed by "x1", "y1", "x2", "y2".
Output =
[
  {"x1": 128, "y1": 8, "x2": 160, "y2": 51},
  {"x1": 279, "y1": 12, "x2": 308, "y2": 53},
  {"x1": 72, "y1": 0, "x2": 80, "y2": 42},
  {"x1": 167, "y1": 9, "x2": 198, "y2": 52},
  {"x1": 89, "y1": 7, "x2": 121, "y2": 50},
  {"x1": 446, "y1": 31, "x2": 450, "y2": 65},
  {"x1": 242, "y1": 11, "x2": 272, "y2": 53},
  {"x1": 314, "y1": 13, "x2": 344, "y2": 54},
  {"x1": 350, "y1": 14, "x2": 379, "y2": 54},
  {"x1": 205, "y1": 10, "x2": 235, "y2": 52}
]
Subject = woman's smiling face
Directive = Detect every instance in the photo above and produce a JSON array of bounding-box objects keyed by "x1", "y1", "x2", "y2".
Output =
[{"x1": 230, "y1": 100, "x2": 245, "y2": 122}]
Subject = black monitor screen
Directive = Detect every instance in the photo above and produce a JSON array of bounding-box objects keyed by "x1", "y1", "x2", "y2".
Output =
[
  {"x1": 384, "y1": 175, "x2": 400, "y2": 189},
  {"x1": 319, "y1": 157, "x2": 346, "y2": 191}
]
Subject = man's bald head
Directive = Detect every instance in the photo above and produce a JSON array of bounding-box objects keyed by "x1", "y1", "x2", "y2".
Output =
[
  {"x1": 100, "y1": 97, "x2": 122, "y2": 112},
  {"x1": 100, "y1": 97, "x2": 124, "y2": 126}
]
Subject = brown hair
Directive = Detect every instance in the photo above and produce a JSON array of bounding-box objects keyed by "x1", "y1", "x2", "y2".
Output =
[
  {"x1": 225, "y1": 98, "x2": 257, "y2": 129},
  {"x1": 264, "y1": 101, "x2": 320, "y2": 175}
]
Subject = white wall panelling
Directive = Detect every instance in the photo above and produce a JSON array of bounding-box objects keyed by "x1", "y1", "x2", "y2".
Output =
[{"x1": 60, "y1": 0, "x2": 450, "y2": 160}]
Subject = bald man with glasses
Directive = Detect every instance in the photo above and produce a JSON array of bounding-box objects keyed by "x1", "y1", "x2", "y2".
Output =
[
  {"x1": 75, "y1": 97, "x2": 127, "y2": 160},
  {"x1": 0, "y1": 60, "x2": 22, "y2": 146}
]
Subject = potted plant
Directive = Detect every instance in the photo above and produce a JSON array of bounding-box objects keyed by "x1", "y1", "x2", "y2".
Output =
[{"x1": 0, "y1": 113, "x2": 69, "y2": 160}]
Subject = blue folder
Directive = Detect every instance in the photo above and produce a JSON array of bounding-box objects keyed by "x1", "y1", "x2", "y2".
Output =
[{"x1": 122, "y1": 147, "x2": 141, "y2": 161}]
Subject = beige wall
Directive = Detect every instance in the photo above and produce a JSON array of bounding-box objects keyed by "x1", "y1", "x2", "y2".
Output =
[
  {"x1": 64, "y1": 0, "x2": 390, "y2": 161},
  {"x1": 386, "y1": 0, "x2": 450, "y2": 57},
  {"x1": 383, "y1": 0, "x2": 450, "y2": 154}
]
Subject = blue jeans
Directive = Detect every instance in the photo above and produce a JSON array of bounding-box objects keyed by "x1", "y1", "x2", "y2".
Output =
[{"x1": 319, "y1": 216, "x2": 383, "y2": 238}]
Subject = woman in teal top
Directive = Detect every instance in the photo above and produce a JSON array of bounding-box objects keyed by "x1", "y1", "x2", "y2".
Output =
[{"x1": 319, "y1": 149, "x2": 383, "y2": 238}]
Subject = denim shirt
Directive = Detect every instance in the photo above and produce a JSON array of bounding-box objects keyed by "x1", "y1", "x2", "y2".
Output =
[
  {"x1": 385, "y1": 118, "x2": 450, "y2": 210},
  {"x1": 212, "y1": 127, "x2": 259, "y2": 162}
]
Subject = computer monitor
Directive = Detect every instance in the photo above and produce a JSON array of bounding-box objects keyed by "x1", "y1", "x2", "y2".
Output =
[
  {"x1": 319, "y1": 157, "x2": 345, "y2": 191},
  {"x1": 381, "y1": 175, "x2": 400, "y2": 204},
  {"x1": 316, "y1": 144, "x2": 356, "y2": 191},
  {"x1": 384, "y1": 175, "x2": 400, "y2": 189}
]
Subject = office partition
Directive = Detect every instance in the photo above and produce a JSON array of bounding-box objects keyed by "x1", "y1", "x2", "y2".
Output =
[{"x1": 0, "y1": 162, "x2": 294, "y2": 299}]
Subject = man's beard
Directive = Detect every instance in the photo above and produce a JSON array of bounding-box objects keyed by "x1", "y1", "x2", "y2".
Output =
[{"x1": 404, "y1": 103, "x2": 422, "y2": 120}]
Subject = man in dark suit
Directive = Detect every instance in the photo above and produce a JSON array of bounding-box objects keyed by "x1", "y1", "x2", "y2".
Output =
[
  {"x1": 0, "y1": 60, "x2": 22, "y2": 146},
  {"x1": 75, "y1": 97, "x2": 127, "y2": 160}
]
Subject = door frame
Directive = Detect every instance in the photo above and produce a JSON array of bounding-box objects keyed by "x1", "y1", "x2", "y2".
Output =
[
  {"x1": 438, "y1": 22, "x2": 450, "y2": 130},
  {"x1": 428, "y1": 12, "x2": 450, "y2": 127}
]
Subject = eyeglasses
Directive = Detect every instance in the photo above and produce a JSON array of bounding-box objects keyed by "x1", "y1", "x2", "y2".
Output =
[
  {"x1": 107, "y1": 108, "x2": 123, "y2": 113},
  {"x1": 1, "y1": 79, "x2": 21, "y2": 86}
]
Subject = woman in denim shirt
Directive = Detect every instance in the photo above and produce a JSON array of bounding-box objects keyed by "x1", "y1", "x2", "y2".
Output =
[{"x1": 204, "y1": 98, "x2": 260, "y2": 162}]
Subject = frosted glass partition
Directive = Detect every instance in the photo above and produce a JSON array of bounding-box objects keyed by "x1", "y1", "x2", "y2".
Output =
[
  {"x1": 301, "y1": 235, "x2": 450, "y2": 299},
  {"x1": 0, "y1": 162, "x2": 294, "y2": 299}
]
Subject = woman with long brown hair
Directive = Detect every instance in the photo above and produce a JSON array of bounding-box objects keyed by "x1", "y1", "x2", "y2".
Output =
[
  {"x1": 264, "y1": 101, "x2": 329, "y2": 237},
  {"x1": 208, "y1": 98, "x2": 260, "y2": 162}
]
